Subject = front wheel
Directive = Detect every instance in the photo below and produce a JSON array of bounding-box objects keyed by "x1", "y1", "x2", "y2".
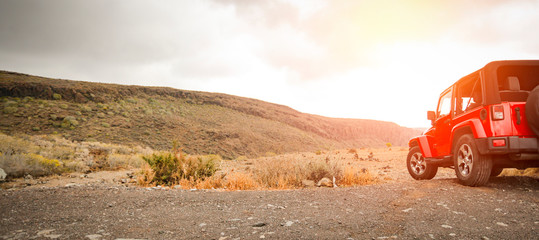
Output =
[
  {"x1": 453, "y1": 134, "x2": 492, "y2": 186},
  {"x1": 407, "y1": 146, "x2": 437, "y2": 180}
]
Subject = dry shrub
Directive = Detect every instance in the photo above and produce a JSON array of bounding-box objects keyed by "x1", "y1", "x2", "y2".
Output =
[
  {"x1": 225, "y1": 172, "x2": 258, "y2": 190},
  {"x1": 108, "y1": 154, "x2": 144, "y2": 169},
  {"x1": 195, "y1": 175, "x2": 224, "y2": 189},
  {"x1": 0, "y1": 153, "x2": 62, "y2": 178},
  {"x1": 0, "y1": 134, "x2": 35, "y2": 155},
  {"x1": 500, "y1": 168, "x2": 539, "y2": 177},
  {"x1": 137, "y1": 163, "x2": 155, "y2": 187},
  {"x1": 339, "y1": 166, "x2": 377, "y2": 186},
  {"x1": 140, "y1": 151, "x2": 219, "y2": 186},
  {"x1": 0, "y1": 133, "x2": 156, "y2": 178},
  {"x1": 253, "y1": 158, "x2": 302, "y2": 188},
  {"x1": 252, "y1": 157, "x2": 342, "y2": 189}
]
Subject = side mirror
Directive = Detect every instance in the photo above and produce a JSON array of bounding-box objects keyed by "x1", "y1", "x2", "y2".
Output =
[{"x1": 427, "y1": 111, "x2": 436, "y2": 123}]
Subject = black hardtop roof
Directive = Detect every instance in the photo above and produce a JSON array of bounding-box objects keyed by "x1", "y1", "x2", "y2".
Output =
[
  {"x1": 444, "y1": 60, "x2": 539, "y2": 105},
  {"x1": 458, "y1": 60, "x2": 539, "y2": 84}
]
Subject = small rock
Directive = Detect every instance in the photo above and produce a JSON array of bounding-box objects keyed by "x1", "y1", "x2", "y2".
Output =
[
  {"x1": 199, "y1": 223, "x2": 207, "y2": 227},
  {"x1": 449, "y1": 233, "x2": 456, "y2": 237},
  {"x1": 0, "y1": 168, "x2": 6, "y2": 181},
  {"x1": 317, "y1": 178, "x2": 332, "y2": 187},
  {"x1": 80, "y1": 174, "x2": 88, "y2": 178},
  {"x1": 496, "y1": 222, "x2": 508, "y2": 227},
  {"x1": 37, "y1": 229, "x2": 56, "y2": 236},
  {"x1": 301, "y1": 180, "x2": 315, "y2": 188},
  {"x1": 65, "y1": 183, "x2": 79, "y2": 187},
  {"x1": 173, "y1": 185, "x2": 182, "y2": 189},
  {"x1": 85, "y1": 234, "x2": 102, "y2": 240},
  {"x1": 482, "y1": 237, "x2": 490, "y2": 240},
  {"x1": 260, "y1": 235, "x2": 265, "y2": 238},
  {"x1": 441, "y1": 224, "x2": 452, "y2": 229},
  {"x1": 25, "y1": 174, "x2": 33, "y2": 180},
  {"x1": 284, "y1": 221, "x2": 294, "y2": 227},
  {"x1": 402, "y1": 208, "x2": 413, "y2": 213},
  {"x1": 252, "y1": 222, "x2": 267, "y2": 227}
]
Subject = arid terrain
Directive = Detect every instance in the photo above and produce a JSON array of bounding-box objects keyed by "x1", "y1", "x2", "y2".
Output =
[
  {"x1": 1, "y1": 72, "x2": 538, "y2": 239},
  {"x1": 0, "y1": 71, "x2": 421, "y2": 159},
  {"x1": 1, "y1": 149, "x2": 538, "y2": 239}
]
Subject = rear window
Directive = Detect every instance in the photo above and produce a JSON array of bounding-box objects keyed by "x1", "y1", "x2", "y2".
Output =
[
  {"x1": 497, "y1": 65, "x2": 539, "y2": 91},
  {"x1": 496, "y1": 65, "x2": 539, "y2": 102}
]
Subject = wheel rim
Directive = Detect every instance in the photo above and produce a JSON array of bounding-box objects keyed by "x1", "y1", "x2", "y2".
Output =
[
  {"x1": 457, "y1": 144, "x2": 473, "y2": 177},
  {"x1": 410, "y1": 152, "x2": 426, "y2": 175}
]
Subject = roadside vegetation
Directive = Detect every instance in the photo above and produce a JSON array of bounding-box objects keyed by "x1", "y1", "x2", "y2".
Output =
[
  {"x1": 0, "y1": 133, "x2": 151, "y2": 178},
  {"x1": 1, "y1": 133, "x2": 538, "y2": 190},
  {"x1": 0, "y1": 133, "x2": 378, "y2": 190}
]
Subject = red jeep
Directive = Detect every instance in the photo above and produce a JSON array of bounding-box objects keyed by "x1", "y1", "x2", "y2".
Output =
[{"x1": 407, "y1": 60, "x2": 539, "y2": 186}]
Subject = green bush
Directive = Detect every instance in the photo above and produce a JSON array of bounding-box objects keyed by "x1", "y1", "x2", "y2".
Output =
[
  {"x1": 61, "y1": 116, "x2": 79, "y2": 128},
  {"x1": 3, "y1": 106, "x2": 17, "y2": 114},
  {"x1": 142, "y1": 151, "x2": 219, "y2": 186},
  {"x1": 81, "y1": 105, "x2": 92, "y2": 112},
  {"x1": 53, "y1": 93, "x2": 62, "y2": 100}
]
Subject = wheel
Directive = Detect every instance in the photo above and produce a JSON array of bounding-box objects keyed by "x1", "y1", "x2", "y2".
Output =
[
  {"x1": 407, "y1": 146, "x2": 437, "y2": 180},
  {"x1": 525, "y1": 86, "x2": 539, "y2": 136},
  {"x1": 453, "y1": 134, "x2": 492, "y2": 186},
  {"x1": 490, "y1": 167, "x2": 504, "y2": 177}
]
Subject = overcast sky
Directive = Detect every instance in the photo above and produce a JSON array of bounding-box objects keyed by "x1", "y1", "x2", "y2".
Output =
[{"x1": 1, "y1": 0, "x2": 539, "y2": 128}]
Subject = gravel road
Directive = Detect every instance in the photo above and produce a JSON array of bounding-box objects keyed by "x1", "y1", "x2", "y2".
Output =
[{"x1": 1, "y1": 175, "x2": 538, "y2": 240}]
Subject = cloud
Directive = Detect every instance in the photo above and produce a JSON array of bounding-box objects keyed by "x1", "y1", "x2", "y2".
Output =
[
  {"x1": 0, "y1": 0, "x2": 251, "y2": 84},
  {"x1": 1, "y1": 0, "x2": 539, "y2": 127}
]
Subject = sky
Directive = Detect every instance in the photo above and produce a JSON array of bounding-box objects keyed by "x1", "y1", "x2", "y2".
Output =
[{"x1": 1, "y1": 0, "x2": 539, "y2": 128}]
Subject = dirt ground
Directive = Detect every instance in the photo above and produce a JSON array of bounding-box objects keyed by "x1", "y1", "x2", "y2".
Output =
[{"x1": 1, "y1": 148, "x2": 538, "y2": 239}]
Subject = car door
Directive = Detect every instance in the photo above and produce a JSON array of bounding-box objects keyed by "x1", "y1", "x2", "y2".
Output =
[{"x1": 433, "y1": 88, "x2": 453, "y2": 156}]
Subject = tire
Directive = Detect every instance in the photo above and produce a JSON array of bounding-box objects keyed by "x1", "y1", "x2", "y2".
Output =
[
  {"x1": 453, "y1": 134, "x2": 492, "y2": 186},
  {"x1": 525, "y1": 85, "x2": 539, "y2": 136},
  {"x1": 490, "y1": 167, "x2": 504, "y2": 177},
  {"x1": 407, "y1": 146, "x2": 437, "y2": 180}
]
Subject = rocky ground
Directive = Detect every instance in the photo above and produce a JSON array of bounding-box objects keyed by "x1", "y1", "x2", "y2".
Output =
[{"x1": 1, "y1": 150, "x2": 538, "y2": 239}]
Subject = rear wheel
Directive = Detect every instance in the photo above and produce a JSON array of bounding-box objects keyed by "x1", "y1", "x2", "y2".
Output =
[
  {"x1": 407, "y1": 146, "x2": 437, "y2": 180},
  {"x1": 525, "y1": 86, "x2": 539, "y2": 136},
  {"x1": 453, "y1": 134, "x2": 492, "y2": 186}
]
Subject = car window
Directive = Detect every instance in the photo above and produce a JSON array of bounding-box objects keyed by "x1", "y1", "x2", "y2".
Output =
[
  {"x1": 456, "y1": 76, "x2": 482, "y2": 115},
  {"x1": 437, "y1": 90, "x2": 452, "y2": 118}
]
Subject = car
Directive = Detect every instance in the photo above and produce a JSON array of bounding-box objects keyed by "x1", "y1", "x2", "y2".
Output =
[{"x1": 407, "y1": 60, "x2": 539, "y2": 186}]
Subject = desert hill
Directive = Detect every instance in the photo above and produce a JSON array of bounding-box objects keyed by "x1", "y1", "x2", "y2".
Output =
[{"x1": 0, "y1": 70, "x2": 420, "y2": 158}]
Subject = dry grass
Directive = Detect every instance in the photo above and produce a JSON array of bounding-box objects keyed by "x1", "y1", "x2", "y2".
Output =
[
  {"x1": 223, "y1": 172, "x2": 259, "y2": 190},
  {"x1": 340, "y1": 166, "x2": 377, "y2": 186},
  {"x1": 0, "y1": 133, "x2": 153, "y2": 179},
  {"x1": 500, "y1": 168, "x2": 539, "y2": 178}
]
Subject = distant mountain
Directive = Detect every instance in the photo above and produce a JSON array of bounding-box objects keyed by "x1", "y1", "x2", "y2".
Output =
[{"x1": 0, "y1": 71, "x2": 420, "y2": 158}]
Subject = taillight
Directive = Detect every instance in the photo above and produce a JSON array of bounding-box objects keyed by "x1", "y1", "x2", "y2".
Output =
[{"x1": 491, "y1": 105, "x2": 504, "y2": 120}]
